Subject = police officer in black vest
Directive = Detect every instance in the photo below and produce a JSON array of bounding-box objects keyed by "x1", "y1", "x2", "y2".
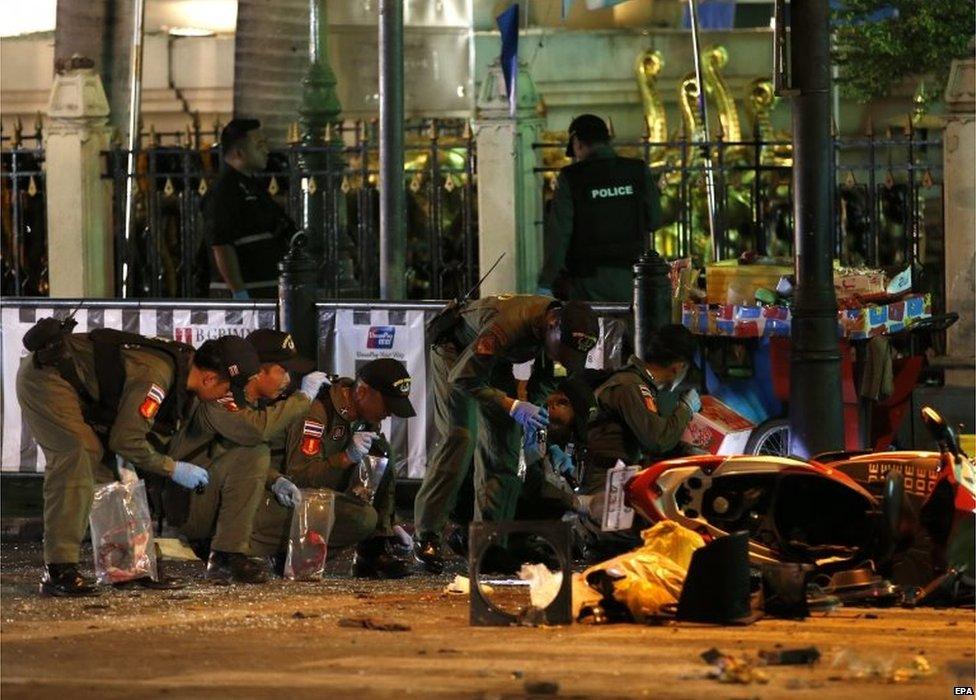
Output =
[{"x1": 537, "y1": 114, "x2": 662, "y2": 302}]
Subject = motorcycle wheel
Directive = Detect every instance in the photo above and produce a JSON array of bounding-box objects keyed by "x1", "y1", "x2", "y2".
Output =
[{"x1": 745, "y1": 418, "x2": 790, "y2": 456}]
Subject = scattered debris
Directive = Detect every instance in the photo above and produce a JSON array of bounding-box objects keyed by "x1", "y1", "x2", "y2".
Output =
[
  {"x1": 830, "y1": 650, "x2": 935, "y2": 683},
  {"x1": 523, "y1": 679, "x2": 559, "y2": 695},
  {"x1": 82, "y1": 603, "x2": 109, "y2": 611},
  {"x1": 863, "y1": 613, "x2": 879, "y2": 619},
  {"x1": 337, "y1": 617, "x2": 411, "y2": 632},
  {"x1": 511, "y1": 670, "x2": 524, "y2": 680},
  {"x1": 759, "y1": 647, "x2": 821, "y2": 666},
  {"x1": 700, "y1": 648, "x2": 770, "y2": 685},
  {"x1": 891, "y1": 656, "x2": 934, "y2": 683},
  {"x1": 445, "y1": 574, "x2": 495, "y2": 595},
  {"x1": 292, "y1": 611, "x2": 319, "y2": 619}
]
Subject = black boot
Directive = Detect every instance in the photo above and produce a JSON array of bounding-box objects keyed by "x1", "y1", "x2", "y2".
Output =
[
  {"x1": 413, "y1": 534, "x2": 445, "y2": 574},
  {"x1": 354, "y1": 537, "x2": 413, "y2": 579},
  {"x1": 39, "y1": 563, "x2": 98, "y2": 597},
  {"x1": 206, "y1": 551, "x2": 270, "y2": 584},
  {"x1": 445, "y1": 527, "x2": 469, "y2": 558}
]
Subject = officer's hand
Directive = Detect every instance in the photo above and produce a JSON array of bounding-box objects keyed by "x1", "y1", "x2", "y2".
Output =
[
  {"x1": 272, "y1": 477, "x2": 302, "y2": 508},
  {"x1": 509, "y1": 401, "x2": 549, "y2": 431},
  {"x1": 232, "y1": 289, "x2": 251, "y2": 300},
  {"x1": 298, "y1": 371, "x2": 329, "y2": 400},
  {"x1": 680, "y1": 388, "x2": 702, "y2": 413},
  {"x1": 548, "y1": 444, "x2": 574, "y2": 475},
  {"x1": 172, "y1": 461, "x2": 210, "y2": 491},
  {"x1": 522, "y1": 427, "x2": 545, "y2": 463},
  {"x1": 345, "y1": 431, "x2": 379, "y2": 464}
]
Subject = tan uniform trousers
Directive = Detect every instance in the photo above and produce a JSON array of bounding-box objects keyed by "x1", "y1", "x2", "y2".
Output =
[
  {"x1": 16, "y1": 356, "x2": 114, "y2": 564},
  {"x1": 178, "y1": 442, "x2": 270, "y2": 555}
]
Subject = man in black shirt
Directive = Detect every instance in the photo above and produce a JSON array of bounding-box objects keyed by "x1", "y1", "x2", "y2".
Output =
[{"x1": 205, "y1": 118, "x2": 295, "y2": 299}]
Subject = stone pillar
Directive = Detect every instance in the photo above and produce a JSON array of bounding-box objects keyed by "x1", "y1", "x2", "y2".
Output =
[
  {"x1": 942, "y1": 51, "x2": 976, "y2": 386},
  {"x1": 44, "y1": 59, "x2": 114, "y2": 297},
  {"x1": 473, "y1": 60, "x2": 545, "y2": 295}
]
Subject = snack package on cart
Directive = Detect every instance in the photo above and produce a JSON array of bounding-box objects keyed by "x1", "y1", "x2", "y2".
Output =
[
  {"x1": 89, "y1": 479, "x2": 158, "y2": 585},
  {"x1": 284, "y1": 489, "x2": 336, "y2": 581}
]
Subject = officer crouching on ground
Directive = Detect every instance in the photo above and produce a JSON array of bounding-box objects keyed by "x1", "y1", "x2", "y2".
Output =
[
  {"x1": 537, "y1": 114, "x2": 662, "y2": 302},
  {"x1": 413, "y1": 294, "x2": 599, "y2": 573},
  {"x1": 580, "y1": 324, "x2": 701, "y2": 559},
  {"x1": 250, "y1": 358, "x2": 417, "y2": 579},
  {"x1": 16, "y1": 323, "x2": 259, "y2": 596},
  {"x1": 172, "y1": 329, "x2": 327, "y2": 584},
  {"x1": 517, "y1": 377, "x2": 597, "y2": 521}
]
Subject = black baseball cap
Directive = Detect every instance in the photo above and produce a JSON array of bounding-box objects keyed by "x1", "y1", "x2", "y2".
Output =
[
  {"x1": 566, "y1": 114, "x2": 611, "y2": 157},
  {"x1": 220, "y1": 118, "x2": 261, "y2": 153},
  {"x1": 246, "y1": 329, "x2": 315, "y2": 374},
  {"x1": 197, "y1": 335, "x2": 260, "y2": 387},
  {"x1": 647, "y1": 324, "x2": 696, "y2": 366},
  {"x1": 560, "y1": 300, "x2": 599, "y2": 355},
  {"x1": 555, "y1": 376, "x2": 596, "y2": 438},
  {"x1": 357, "y1": 358, "x2": 416, "y2": 418}
]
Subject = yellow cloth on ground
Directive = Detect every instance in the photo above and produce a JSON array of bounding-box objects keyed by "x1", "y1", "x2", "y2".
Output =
[{"x1": 573, "y1": 521, "x2": 705, "y2": 621}]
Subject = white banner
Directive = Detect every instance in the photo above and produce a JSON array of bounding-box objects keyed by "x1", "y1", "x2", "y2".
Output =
[
  {"x1": 1, "y1": 304, "x2": 274, "y2": 473},
  {"x1": 332, "y1": 309, "x2": 429, "y2": 479}
]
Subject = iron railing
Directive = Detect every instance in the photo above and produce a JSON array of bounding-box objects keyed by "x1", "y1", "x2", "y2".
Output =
[
  {"x1": 532, "y1": 126, "x2": 944, "y2": 301},
  {"x1": 104, "y1": 118, "x2": 479, "y2": 300},
  {"x1": 1, "y1": 121, "x2": 47, "y2": 296}
]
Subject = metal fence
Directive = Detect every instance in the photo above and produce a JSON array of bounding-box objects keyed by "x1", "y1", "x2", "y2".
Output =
[
  {"x1": 533, "y1": 125, "x2": 944, "y2": 303},
  {"x1": 1, "y1": 120, "x2": 47, "y2": 296},
  {"x1": 103, "y1": 118, "x2": 479, "y2": 300}
]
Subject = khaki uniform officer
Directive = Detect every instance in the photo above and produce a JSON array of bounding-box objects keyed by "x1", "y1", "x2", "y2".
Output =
[
  {"x1": 16, "y1": 326, "x2": 258, "y2": 596},
  {"x1": 413, "y1": 294, "x2": 599, "y2": 573},
  {"x1": 250, "y1": 358, "x2": 417, "y2": 579},
  {"x1": 581, "y1": 324, "x2": 702, "y2": 559}
]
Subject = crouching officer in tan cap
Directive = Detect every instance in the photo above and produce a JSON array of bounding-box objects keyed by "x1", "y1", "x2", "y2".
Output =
[
  {"x1": 16, "y1": 320, "x2": 259, "y2": 596},
  {"x1": 171, "y1": 329, "x2": 327, "y2": 584},
  {"x1": 250, "y1": 358, "x2": 417, "y2": 579},
  {"x1": 413, "y1": 294, "x2": 599, "y2": 572}
]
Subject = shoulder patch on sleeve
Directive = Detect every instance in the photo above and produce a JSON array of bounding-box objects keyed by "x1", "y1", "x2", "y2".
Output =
[
  {"x1": 638, "y1": 385, "x2": 658, "y2": 413},
  {"x1": 139, "y1": 383, "x2": 167, "y2": 419},
  {"x1": 216, "y1": 393, "x2": 240, "y2": 412},
  {"x1": 301, "y1": 419, "x2": 325, "y2": 456},
  {"x1": 474, "y1": 324, "x2": 509, "y2": 357}
]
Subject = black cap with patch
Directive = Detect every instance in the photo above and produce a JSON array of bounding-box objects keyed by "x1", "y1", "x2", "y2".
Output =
[
  {"x1": 246, "y1": 328, "x2": 315, "y2": 374},
  {"x1": 220, "y1": 118, "x2": 261, "y2": 153},
  {"x1": 556, "y1": 376, "x2": 596, "y2": 439},
  {"x1": 198, "y1": 335, "x2": 261, "y2": 388},
  {"x1": 565, "y1": 113, "x2": 611, "y2": 157},
  {"x1": 356, "y1": 358, "x2": 416, "y2": 418},
  {"x1": 559, "y1": 300, "x2": 599, "y2": 355}
]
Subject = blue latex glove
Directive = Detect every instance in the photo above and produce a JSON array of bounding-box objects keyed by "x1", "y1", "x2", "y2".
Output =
[
  {"x1": 298, "y1": 371, "x2": 329, "y2": 400},
  {"x1": 509, "y1": 401, "x2": 549, "y2": 431},
  {"x1": 346, "y1": 431, "x2": 378, "y2": 463},
  {"x1": 172, "y1": 461, "x2": 209, "y2": 490},
  {"x1": 272, "y1": 477, "x2": 302, "y2": 508},
  {"x1": 232, "y1": 289, "x2": 250, "y2": 300},
  {"x1": 548, "y1": 444, "x2": 574, "y2": 475},
  {"x1": 680, "y1": 388, "x2": 702, "y2": 413},
  {"x1": 536, "y1": 287, "x2": 554, "y2": 297}
]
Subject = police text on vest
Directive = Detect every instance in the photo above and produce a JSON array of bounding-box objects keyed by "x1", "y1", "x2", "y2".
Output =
[{"x1": 590, "y1": 185, "x2": 634, "y2": 199}]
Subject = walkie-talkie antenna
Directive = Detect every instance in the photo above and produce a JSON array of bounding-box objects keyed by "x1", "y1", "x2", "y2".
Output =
[
  {"x1": 459, "y1": 252, "x2": 505, "y2": 304},
  {"x1": 61, "y1": 299, "x2": 85, "y2": 330}
]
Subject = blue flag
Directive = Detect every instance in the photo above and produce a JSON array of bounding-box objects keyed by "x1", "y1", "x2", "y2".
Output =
[{"x1": 497, "y1": 4, "x2": 519, "y2": 116}]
